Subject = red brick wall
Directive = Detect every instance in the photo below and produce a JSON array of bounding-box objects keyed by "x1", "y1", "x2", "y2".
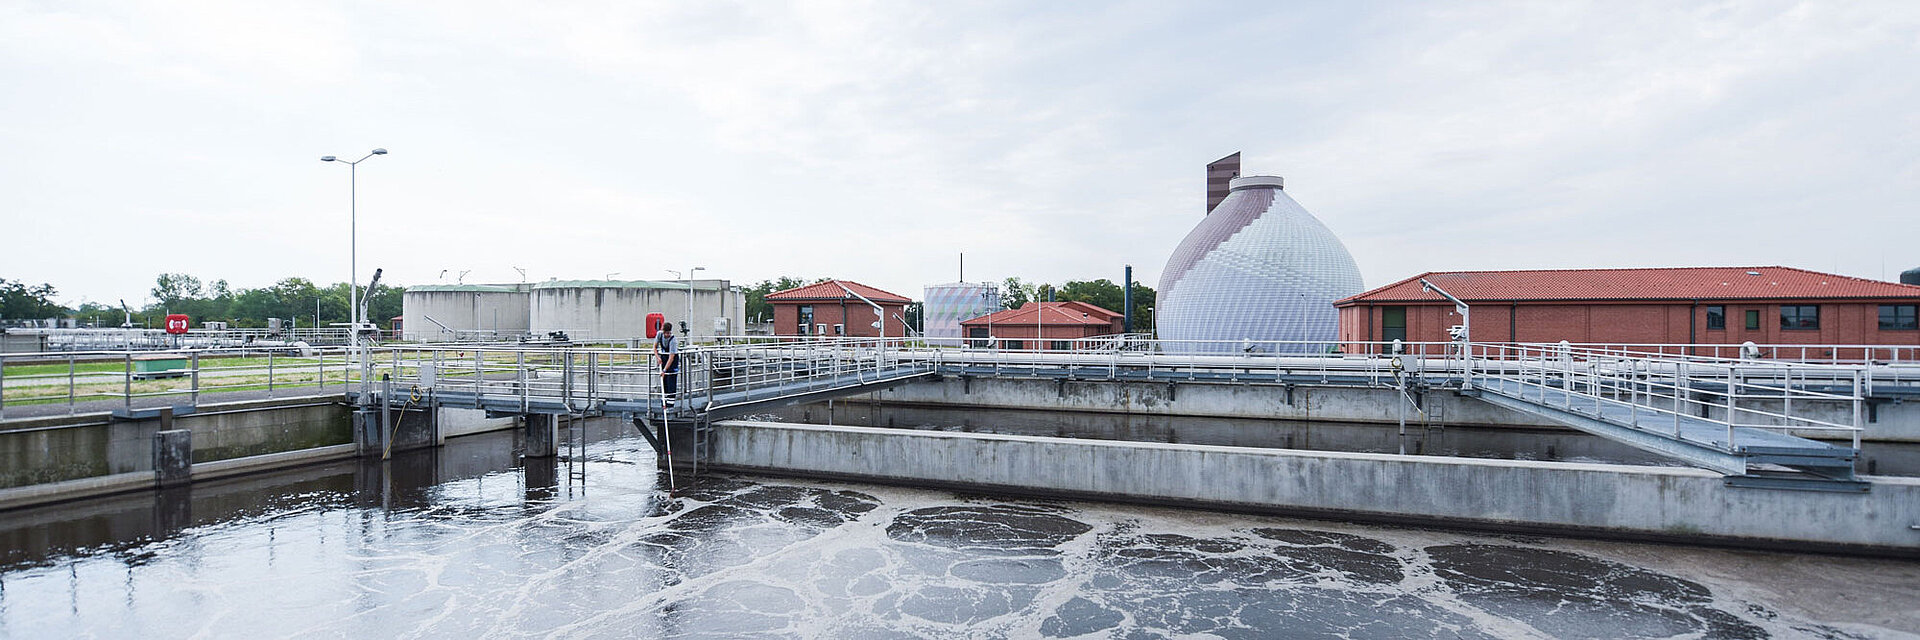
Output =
[
  {"x1": 1339, "y1": 299, "x2": 1920, "y2": 350},
  {"x1": 772, "y1": 300, "x2": 909, "y2": 337}
]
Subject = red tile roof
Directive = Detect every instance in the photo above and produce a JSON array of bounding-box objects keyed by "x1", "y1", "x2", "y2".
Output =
[
  {"x1": 1336, "y1": 266, "x2": 1920, "y2": 305},
  {"x1": 765, "y1": 280, "x2": 912, "y2": 304},
  {"x1": 960, "y1": 302, "x2": 1121, "y2": 327}
]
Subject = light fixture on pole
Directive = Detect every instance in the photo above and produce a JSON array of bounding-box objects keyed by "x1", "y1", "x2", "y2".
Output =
[
  {"x1": 321, "y1": 147, "x2": 386, "y2": 415},
  {"x1": 687, "y1": 266, "x2": 706, "y2": 337},
  {"x1": 319, "y1": 148, "x2": 387, "y2": 339}
]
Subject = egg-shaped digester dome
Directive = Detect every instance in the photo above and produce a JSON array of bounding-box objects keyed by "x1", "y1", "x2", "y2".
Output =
[{"x1": 1155, "y1": 176, "x2": 1363, "y2": 354}]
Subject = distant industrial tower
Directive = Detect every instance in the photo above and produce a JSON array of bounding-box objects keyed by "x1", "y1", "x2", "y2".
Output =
[{"x1": 1206, "y1": 152, "x2": 1241, "y2": 214}]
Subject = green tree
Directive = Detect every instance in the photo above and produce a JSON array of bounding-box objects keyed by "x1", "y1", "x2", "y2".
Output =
[
  {"x1": 1001, "y1": 277, "x2": 1033, "y2": 309},
  {"x1": 902, "y1": 301, "x2": 924, "y2": 333},
  {"x1": 151, "y1": 273, "x2": 204, "y2": 306},
  {"x1": 745, "y1": 277, "x2": 810, "y2": 323},
  {"x1": 0, "y1": 279, "x2": 65, "y2": 320}
]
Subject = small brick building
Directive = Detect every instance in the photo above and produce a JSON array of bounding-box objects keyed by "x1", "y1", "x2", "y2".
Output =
[
  {"x1": 1335, "y1": 266, "x2": 1920, "y2": 354},
  {"x1": 766, "y1": 280, "x2": 912, "y2": 338},
  {"x1": 959, "y1": 301, "x2": 1125, "y2": 350}
]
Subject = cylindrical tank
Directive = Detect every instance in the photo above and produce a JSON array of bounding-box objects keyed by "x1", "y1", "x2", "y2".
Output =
[
  {"x1": 401, "y1": 285, "x2": 531, "y2": 340},
  {"x1": 1156, "y1": 175, "x2": 1364, "y2": 354},
  {"x1": 922, "y1": 282, "x2": 1000, "y2": 346},
  {"x1": 1902, "y1": 266, "x2": 1920, "y2": 286},
  {"x1": 530, "y1": 279, "x2": 746, "y2": 342}
]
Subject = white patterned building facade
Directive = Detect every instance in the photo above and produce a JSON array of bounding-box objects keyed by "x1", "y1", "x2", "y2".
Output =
[
  {"x1": 1156, "y1": 175, "x2": 1364, "y2": 354},
  {"x1": 923, "y1": 283, "x2": 1000, "y2": 346}
]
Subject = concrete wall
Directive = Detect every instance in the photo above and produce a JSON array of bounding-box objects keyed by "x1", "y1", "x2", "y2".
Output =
[
  {"x1": 709, "y1": 420, "x2": 1920, "y2": 556},
  {"x1": 861, "y1": 376, "x2": 1547, "y2": 429},
  {"x1": 0, "y1": 397, "x2": 349, "y2": 492},
  {"x1": 850, "y1": 376, "x2": 1918, "y2": 443}
]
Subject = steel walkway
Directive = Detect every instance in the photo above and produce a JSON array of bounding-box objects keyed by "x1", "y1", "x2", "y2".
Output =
[
  {"x1": 1468, "y1": 377, "x2": 1860, "y2": 489},
  {"x1": 334, "y1": 338, "x2": 1898, "y2": 489}
]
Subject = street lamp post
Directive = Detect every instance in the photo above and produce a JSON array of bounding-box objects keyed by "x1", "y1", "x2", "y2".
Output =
[
  {"x1": 319, "y1": 148, "x2": 387, "y2": 340},
  {"x1": 686, "y1": 266, "x2": 705, "y2": 338},
  {"x1": 321, "y1": 148, "x2": 386, "y2": 414}
]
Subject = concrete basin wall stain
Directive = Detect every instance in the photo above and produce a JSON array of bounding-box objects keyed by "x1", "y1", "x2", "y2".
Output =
[
  {"x1": 0, "y1": 424, "x2": 114, "y2": 488},
  {"x1": 183, "y1": 404, "x2": 352, "y2": 464},
  {"x1": 710, "y1": 421, "x2": 1920, "y2": 554}
]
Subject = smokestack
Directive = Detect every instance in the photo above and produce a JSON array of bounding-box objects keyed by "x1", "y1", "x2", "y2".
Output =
[
  {"x1": 1206, "y1": 151, "x2": 1241, "y2": 214},
  {"x1": 1124, "y1": 265, "x2": 1134, "y2": 333}
]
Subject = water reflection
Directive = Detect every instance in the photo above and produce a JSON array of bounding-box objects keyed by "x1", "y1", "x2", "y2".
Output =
[{"x1": 0, "y1": 419, "x2": 1911, "y2": 638}]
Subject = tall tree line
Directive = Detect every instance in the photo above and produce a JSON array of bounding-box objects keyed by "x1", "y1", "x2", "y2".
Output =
[{"x1": 0, "y1": 273, "x2": 403, "y2": 329}]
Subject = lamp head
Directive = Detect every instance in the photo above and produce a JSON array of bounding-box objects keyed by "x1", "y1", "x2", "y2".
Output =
[
  {"x1": 321, "y1": 156, "x2": 337, "y2": 162},
  {"x1": 371, "y1": 148, "x2": 387, "y2": 155}
]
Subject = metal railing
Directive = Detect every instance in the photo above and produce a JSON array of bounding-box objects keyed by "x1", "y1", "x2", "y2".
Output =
[
  {"x1": 4, "y1": 336, "x2": 1905, "y2": 438},
  {"x1": 0, "y1": 345, "x2": 357, "y2": 419},
  {"x1": 1465, "y1": 342, "x2": 1866, "y2": 452}
]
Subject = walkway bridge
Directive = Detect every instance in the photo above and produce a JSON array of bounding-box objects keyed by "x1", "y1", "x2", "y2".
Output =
[{"x1": 342, "y1": 337, "x2": 1917, "y2": 491}]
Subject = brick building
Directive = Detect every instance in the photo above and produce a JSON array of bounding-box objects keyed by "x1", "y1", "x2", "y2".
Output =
[
  {"x1": 766, "y1": 280, "x2": 912, "y2": 338},
  {"x1": 959, "y1": 301, "x2": 1124, "y2": 350},
  {"x1": 1335, "y1": 266, "x2": 1920, "y2": 352}
]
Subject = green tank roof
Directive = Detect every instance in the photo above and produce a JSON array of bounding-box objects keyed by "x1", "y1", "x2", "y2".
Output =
[
  {"x1": 405, "y1": 284, "x2": 524, "y2": 293},
  {"x1": 532, "y1": 279, "x2": 686, "y2": 290}
]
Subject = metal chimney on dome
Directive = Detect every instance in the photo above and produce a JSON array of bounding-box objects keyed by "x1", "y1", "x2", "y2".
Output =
[{"x1": 1206, "y1": 152, "x2": 1241, "y2": 214}]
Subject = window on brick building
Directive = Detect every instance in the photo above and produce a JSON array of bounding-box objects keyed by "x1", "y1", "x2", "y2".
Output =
[
  {"x1": 1780, "y1": 305, "x2": 1819, "y2": 330},
  {"x1": 1382, "y1": 306, "x2": 1407, "y2": 342},
  {"x1": 798, "y1": 305, "x2": 814, "y2": 334},
  {"x1": 1744, "y1": 309, "x2": 1760, "y2": 330},
  {"x1": 1051, "y1": 340, "x2": 1072, "y2": 350},
  {"x1": 1882, "y1": 305, "x2": 1918, "y2": 330},
  {"x1": 1706, "y1": 306, "x2": 1725, "y2": 330}
]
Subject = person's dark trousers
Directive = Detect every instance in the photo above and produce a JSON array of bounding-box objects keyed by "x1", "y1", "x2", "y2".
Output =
[{"x1": 660, "y1": 353, "x2": 679, "y2": 401}]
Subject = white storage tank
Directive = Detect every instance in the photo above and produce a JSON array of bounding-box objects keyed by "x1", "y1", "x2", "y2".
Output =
[
  {"x1": 401, "y1": 284, "x2": 531, "y2": 340},
  {"x1": 529, "y1": 279, "x2": 745, "y2": 342}
]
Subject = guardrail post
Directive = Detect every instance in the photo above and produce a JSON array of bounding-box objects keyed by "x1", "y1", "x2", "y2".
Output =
[
  {"x1": 1852, "y1": 369, "x2": 1863, "y2": 452},
  {"x1": 124, "y1": 352, "x2": 133, "y2": 412},
  {"x1": 190, "y1": 351, "x2": 200, "y2": 407},
  {"x1": 0, "y1": 355, "x2": 7, "y2": 419},
  {"x1": 1673, "y1": 361, "x2": 1685, "y2": 437},
  {"x1": 1782, "y1": 366, "x2": 1792, "y2": 429},
  {"x1": 1725, "y1": 366, "x2": 1738, "y2": 450},
  {"x1": 67, "y1": 354, "x2": 77, "y2": 415},
  {"x1": 267, "y1": 351, "x2": 276, "y2": 398}
]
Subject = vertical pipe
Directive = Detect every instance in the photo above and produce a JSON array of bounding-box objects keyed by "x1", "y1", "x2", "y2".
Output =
[
  {"x1": 124, "y1": 353, "x2": 132, "y2": 411},
  {"x1": 1673, "y1": 361, "x2": 1684, "y2": 436},
  {"x1": 67, "y1": 354, "x2": 76, "y2": 414},
  {"x1": 268, "y1": 351, "x2": 276, "y2": 398},
  {"x1": 1123, "y1": 265, "x2": 1134, "y2": 334},
  {"x1": 190, "y1": 351, "x2": 200, "y2": 407}
]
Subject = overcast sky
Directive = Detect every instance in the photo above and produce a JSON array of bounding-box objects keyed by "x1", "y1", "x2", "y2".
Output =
[{"x1": 4, "y1": 1, "x2": 1915, "y2": 307}]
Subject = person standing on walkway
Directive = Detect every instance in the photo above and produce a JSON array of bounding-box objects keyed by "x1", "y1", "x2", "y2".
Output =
[{"x1": 655, "y1": 321, "x2": 679, "y2": 407}]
